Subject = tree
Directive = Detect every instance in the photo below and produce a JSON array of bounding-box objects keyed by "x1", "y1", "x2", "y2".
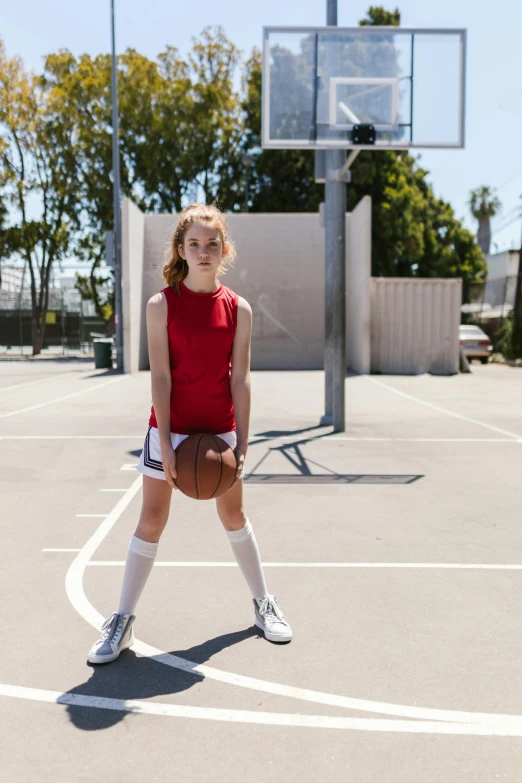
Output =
[
  {"x1": 1, "y1": 11, "x2": 486, "y2": 346},
  {"x1": 187, "y1": 27, "x2": 244, "y2": 209},
  {"x1": 469, "y1": 186, "x2": 501, "y2": 255},
  {"x1": 359, "y1": 5, "x2": 400, "y2": 25},
  {"x1": 40, "y1": 48, "x2": 144, "y2": 333},
  {"x1": 0, "y1": 41, "x2": 78, "y2": 354},
  {"x1": 21, "y1": 32, "x2": 244, "y2": 336},
  {"x1": 121, "y1": 28, "x2": 245, "y2": 212}
]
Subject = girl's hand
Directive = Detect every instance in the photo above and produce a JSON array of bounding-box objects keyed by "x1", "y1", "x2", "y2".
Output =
[
  {"x1": 232, "y1": 443, "x2": 247, "y2": 486},
  {"x1": 161, "y1": 444, "x2": 179, "y2": 490}
]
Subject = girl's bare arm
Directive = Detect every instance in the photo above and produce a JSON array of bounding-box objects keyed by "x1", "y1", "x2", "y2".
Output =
[
  {"x1": 230, "y1": 297, "x2": 252, "y2": 451},
  {"x1": 146, "y1": 293, "x2": 178, "y2": 488}
]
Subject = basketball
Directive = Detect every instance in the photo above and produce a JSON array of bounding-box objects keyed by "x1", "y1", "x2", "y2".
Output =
[{"x1": 173, "y1": 433, "x2": 237, "y2": 499}]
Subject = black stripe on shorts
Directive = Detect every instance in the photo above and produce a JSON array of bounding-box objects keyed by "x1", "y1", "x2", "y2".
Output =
[{"x1": 143, "y1": 427, "x2": 164, "y2": 472}]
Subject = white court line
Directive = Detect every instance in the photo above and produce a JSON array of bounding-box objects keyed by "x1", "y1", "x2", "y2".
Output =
[
  {"x1": 121, "y1": 464, "x2": 138, "y2": 471},
  {"x1": 0, "y1": 374, "x2": 80, "y2": 394},
  {"x1": 0, "y1": 376, "x2": 126, "y2": 419},
  {"x1": 325, "y1": 437, "x2": 519, "y2": 443},
  {"x1": 100, "y1": 489, "x2": 130, "y2": 492},
  {"x1": 2, "y1": 683, "x2": 522, "y2": 736},
  {"x1": 84, "y1": 561, "x2": 522, "y2": 570},
  {"x1": 43, "y1": 549, "x2": 81, "y2": 553},
  {"x1": 249, "y1": 436, "x2": 519, "y2": 443},
  {"x1": 65, "y1": 475, "x2": 522, "y2": 731},
  {"x1": 0, "y1": 435, "x2": 517, "y2": 444},
  {"x1": 0, "y1": 435, "x2": 143, "y2": 440},
  {"x1": 365, "y1": 376, "x2": 522, "y2": 442}
]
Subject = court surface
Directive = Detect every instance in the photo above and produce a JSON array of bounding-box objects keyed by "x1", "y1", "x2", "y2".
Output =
[{"x1": 1, "y1": 360, "x2": 522, "y2": 782}]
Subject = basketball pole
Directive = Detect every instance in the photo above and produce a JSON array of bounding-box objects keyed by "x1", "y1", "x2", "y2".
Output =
[
  {"x1": 111, "y1": 0, "x2": 123, "y2": 373},
  {"x1": 323, "y1": 0, "x2": 346, "y2": 432}
]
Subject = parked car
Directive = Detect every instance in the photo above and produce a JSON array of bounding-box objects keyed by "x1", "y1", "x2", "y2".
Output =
[{"x1": 459, "y1": 324, "x2": 493, "y2": 364}]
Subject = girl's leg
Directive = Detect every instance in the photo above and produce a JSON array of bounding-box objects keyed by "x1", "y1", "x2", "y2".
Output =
[
  {"x1": 117, "y1": 475, "x2": 173, "y2": 615},
  {"x1": 216, "y1": 480, "x2": 292, "y2": 642},
  {"x1": 87, "y1": 475, "x2": 172, "y2": 664},
  {"x1": 215, "y1": 479, "x2": 268, "y2": 598}
]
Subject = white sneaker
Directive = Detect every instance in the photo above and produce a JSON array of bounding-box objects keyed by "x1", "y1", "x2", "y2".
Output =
[
  {"x1": 253, "y1": 596, "x2": 292, "y2": 643},
  {"x1": 87, "y1": 613, "x2": 135, "y2": 664}
]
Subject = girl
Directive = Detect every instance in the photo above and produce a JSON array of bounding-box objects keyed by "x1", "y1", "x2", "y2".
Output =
[{"x1": 88, "y1": 203, "x2": 292, "y2": 664}]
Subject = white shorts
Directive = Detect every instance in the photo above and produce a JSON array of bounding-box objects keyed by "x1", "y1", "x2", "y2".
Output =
[{"x1": 137, "y1": 426, "x2": 244, "y2": 482}]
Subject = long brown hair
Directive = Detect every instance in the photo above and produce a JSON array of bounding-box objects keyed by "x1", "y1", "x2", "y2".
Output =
[{"x1": 163, "y1": 203, "x2": 237, "y2": 290}]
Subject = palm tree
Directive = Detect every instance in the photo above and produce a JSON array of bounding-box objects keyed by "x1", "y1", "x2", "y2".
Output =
[{"x1": 469, "y1": 186, "x2": 501, "y2": 255}]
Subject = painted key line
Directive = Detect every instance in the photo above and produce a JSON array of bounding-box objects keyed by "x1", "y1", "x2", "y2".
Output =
[
  {"x1": 0, "y1": 376, "x2": 127, "y2": 419},
  {"x1": 59, "y1": 474, "x2": 522, "y2": 734},
  {"x1": 2, "y1": 683, "x2": 522, "y2": 736},
  {"x1": 80, "y1": 561, "x2": 522, "y2": 570}
]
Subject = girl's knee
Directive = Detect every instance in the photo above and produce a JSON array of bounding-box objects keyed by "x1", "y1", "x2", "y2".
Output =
[
  {"x1": 219, "y1": 510, "x2": 247, "y2": 532},
  {"x1": 136, "y1": 510, "x2": 169, "y2": 542}
]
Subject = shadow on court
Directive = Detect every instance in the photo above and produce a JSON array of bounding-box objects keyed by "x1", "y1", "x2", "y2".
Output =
[
  {"x1": 248, "y1": 436, "x2": 423, "y2": 484},
  {"x1": 80, "y1": 369, "x2": 121, "y2": 380},
  {"x1": 254, "y1": 424, "x2": 331, "y2": 438},
  {"x1": 63, "y1": 627, "x2": 259, "y2": 731},
  {"x1": 128, "y1": 435, "x2": 424, "y2": 485}
]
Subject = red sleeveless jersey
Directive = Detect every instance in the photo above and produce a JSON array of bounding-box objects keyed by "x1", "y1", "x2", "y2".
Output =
[{"x1": 148, "y1": 280, "x2": 238, "y2": 435}]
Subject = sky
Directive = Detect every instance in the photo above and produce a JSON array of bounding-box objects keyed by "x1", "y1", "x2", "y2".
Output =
[{"x1": 3, "y1": 0, "x2": 522, "y2": 265}]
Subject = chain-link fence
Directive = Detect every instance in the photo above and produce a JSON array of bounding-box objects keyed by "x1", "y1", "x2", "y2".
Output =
[
  {"x1": 0, "y1": 288, "x2": 108, "y2": 355},
  {"x1": 462, "y1": 275, "x2": 522, "y2": 357}
]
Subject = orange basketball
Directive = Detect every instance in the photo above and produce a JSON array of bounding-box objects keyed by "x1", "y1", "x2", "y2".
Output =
[{"x1": 173, "y1": 433, "x2": 237, "y2": 499}]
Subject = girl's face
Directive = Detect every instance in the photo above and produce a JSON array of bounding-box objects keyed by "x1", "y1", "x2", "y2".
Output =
[{"x1": 179, "y1": 223, "x2": 228, "y2": 275}]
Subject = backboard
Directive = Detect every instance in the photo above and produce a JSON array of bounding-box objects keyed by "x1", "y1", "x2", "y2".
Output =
[{"x1": 262, "y1": 27, "x2": 466, "y2": 150}]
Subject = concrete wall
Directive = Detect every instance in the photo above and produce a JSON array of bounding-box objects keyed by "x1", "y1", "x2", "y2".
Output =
[
  {"x1": 121, "y1": 199, "x2": 461, "y2": 377},
  {"x1": 122, "y1": 201, "x2": 372, "y2": 372},
  {"x1": 371, "y1": 278, "x2": 462, "y2": 375}
]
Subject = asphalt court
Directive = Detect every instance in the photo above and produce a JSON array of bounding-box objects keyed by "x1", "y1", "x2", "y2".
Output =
[{"x1": 2, "y1": 360, "x2": 522, "y2": 782}]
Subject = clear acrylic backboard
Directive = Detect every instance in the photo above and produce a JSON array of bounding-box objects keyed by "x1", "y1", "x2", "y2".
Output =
[{"x1": 262, "y1": 27, "x2": 466, "y2": 150}]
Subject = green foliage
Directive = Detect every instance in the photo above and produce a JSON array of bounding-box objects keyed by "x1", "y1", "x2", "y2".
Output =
[
  {"x1": 347, "y1": 150, "x2": 485, "y2": 278},
  {"x1": 0, "y1": 9, "x2": 488, "y2": 348},
  {"x1": 187, "y1": 27, "x2": 244, "y2": 208},
  {"x1": 359, "y1": 6, "x2": 401, "y2": 26},
  {"x1": 0, "y1": 40, "x2": 77, "y2": 353},
  {"x1": 497, "y1": 309, "x2": 522, "y2": 361},
  {"x1": 30, "y1": 26, "x2": 246, "y2": 329},
  {"x1": 469, "y1": 186, "x2": 501, "y2": 220}
]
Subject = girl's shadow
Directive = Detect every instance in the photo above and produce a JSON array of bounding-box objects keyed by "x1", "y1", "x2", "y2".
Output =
[{"x1": 65, "y1": 626, "x2": 259, "y2": 731}]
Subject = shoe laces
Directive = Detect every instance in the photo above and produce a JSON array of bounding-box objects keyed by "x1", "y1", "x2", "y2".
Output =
[
  {"x1": 257, "y1": 596, "x2": 284, "y2": 626},
  {"x1": 100, "y1": 613, "x2": 124, "y2": 642}
]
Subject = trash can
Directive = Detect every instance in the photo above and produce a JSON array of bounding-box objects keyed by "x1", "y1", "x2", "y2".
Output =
[{"x1": 93, "y1": 338, "x2": 113, "y2": 369}]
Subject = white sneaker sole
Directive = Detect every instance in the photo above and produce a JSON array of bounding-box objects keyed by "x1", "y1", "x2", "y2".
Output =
[
  {"x1": 87, "y1": 634, "x2": 134, "y2": 664},
  {"x1": 254, "y1": 618, "x2": 292, "y2": 643}
]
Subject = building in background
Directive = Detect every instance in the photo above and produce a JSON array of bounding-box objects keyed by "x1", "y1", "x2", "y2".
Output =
[
  {"x1": 462, "y1": 249, "x2": 521, "y2": 329},
  {"x1": 486, "y1": 250, "x2": 520, "y2": 280},
  {"x1": 0, "y1": 265, "x2": 25, "y2": 294}
]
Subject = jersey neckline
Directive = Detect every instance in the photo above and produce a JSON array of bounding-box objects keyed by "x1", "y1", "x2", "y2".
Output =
[{"x1": 180, "y1": 280, "x2": 223, "y2": 298}]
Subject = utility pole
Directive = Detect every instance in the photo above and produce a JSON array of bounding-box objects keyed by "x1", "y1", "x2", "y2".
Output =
[
  {"x1": 513, "y1": 198, "x2": 522, "y2": 358},
  {"x1": 111, "y1": 0, "x2": 123, "y2": 372},
  {"x1": 323, "y1": 0, "x2": 346, "y2": 432},
  {"x1": 515, "y1": 197, "x2": 522, "y2": 315}
]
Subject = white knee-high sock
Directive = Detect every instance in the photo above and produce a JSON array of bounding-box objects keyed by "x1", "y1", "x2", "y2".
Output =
[
  {"x1": 225, "y1": 519, "x2": 268, "y2": 599},
  {"x1": 117, "y1": 535, "x2": 158, "y2": 616}
]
